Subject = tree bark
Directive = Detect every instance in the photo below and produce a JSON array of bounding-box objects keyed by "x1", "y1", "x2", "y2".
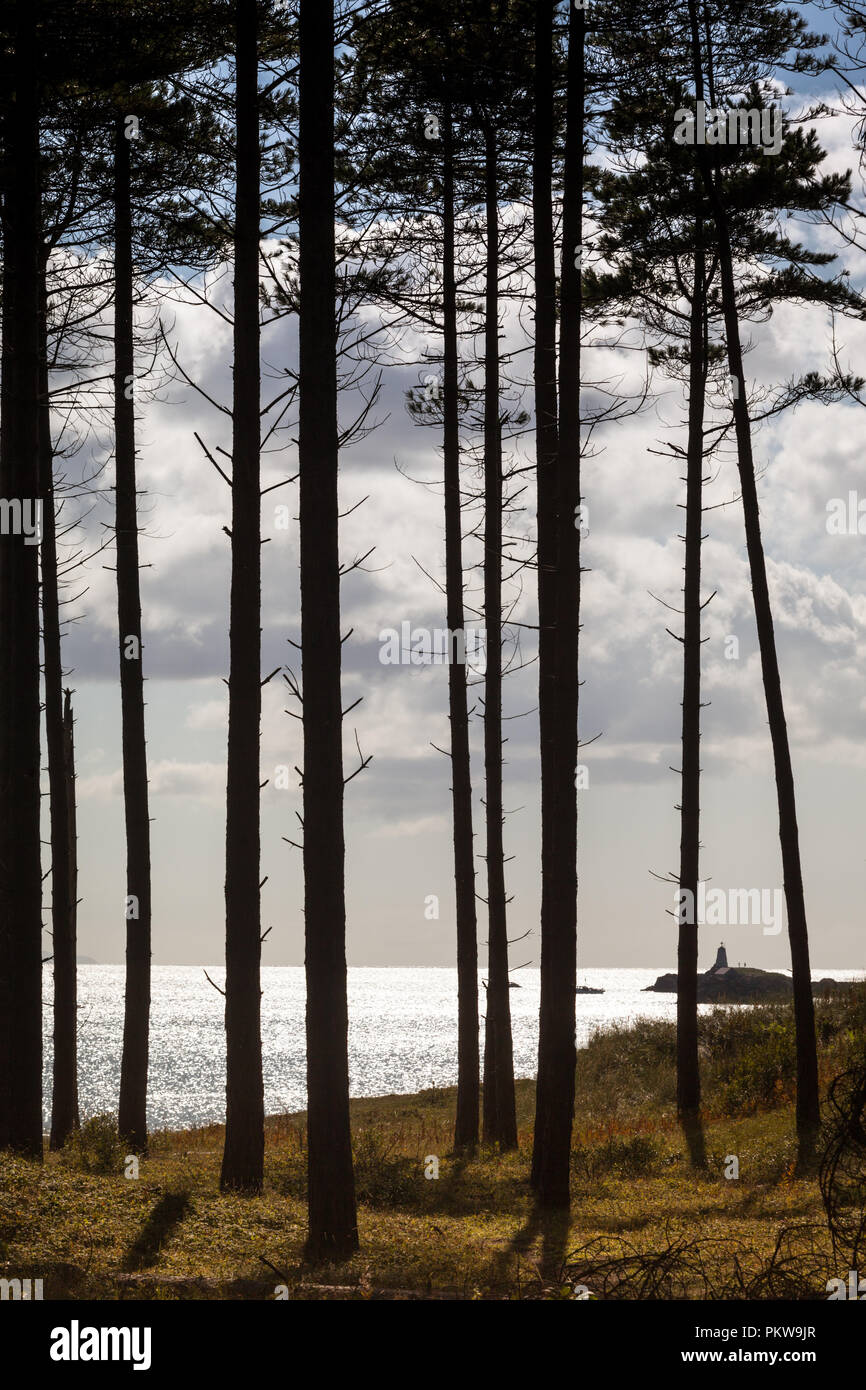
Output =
[
  {"x1": 532, "y1": 0, "x2": 582, "y2": 1208},
  {"x1": 481, "y1": 125, "x2": 517, "y2": 1152},
  {"x1": 0, "y1": 1, "x2": 44, "y2": 1158},
  {"x1": 53, "y1": 690, "x2": 79, "y2": 1148},
  {"x1": 686, "y1": 0, "x2": 820, "y2": 1169},
  {"x1": 39, "y1": 259, "x2": 80, "y2": 1150},
  {"x1": 114, "y1": 111, "x2": 153, "y2": 1155},
  {"x1": 677, "y1": 206, "x2": 707, "y2": 1168},
  {"x1": 0, "y1": 128, "x2": 10, "y2": 1156},
  {"x1": 220, "y1": 0, "x2": 265, "y2": 1194},
  {"x1": 717, "y1": 236, "x2": 819, "y2": 1167},
  {"x1": 299, "y1": 0, "x2": 358, "y2": 1257},
  {"x1": 441, "y1": 99, "x2": 480, "y2": 1155},
  {"x1": 530, "y1": 0, "x2": 560, "y2": 1192}
]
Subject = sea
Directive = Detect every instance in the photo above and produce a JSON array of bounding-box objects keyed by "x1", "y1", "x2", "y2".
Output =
[{"x1": 41, "y1": 964, "x2": 865, "y2": 1132}]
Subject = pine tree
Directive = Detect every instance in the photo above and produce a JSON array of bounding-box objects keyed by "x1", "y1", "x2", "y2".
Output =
[
  {"x1": 463, "y1": 0, "x2": 537, "y2": 1156},
  {"x1": 299, "y1": 0, "x2": 359, "y2": 1256},
  {"x1": 683, "y1": 0, "x2": 840, "y2": 1169},
  {"x1": 530, "y1": 0, "x2": 585, "y2": 1210},
  {"x1": 0, "y1": 0, "x2": 45, "y2": 1159},
  {"x1": 349, "y1": 0, "x2": 485, "y2": 1153},
  {"x1": 593, "y1": 0, "x2": 863, "y2": 1170},
  {"x1": 112, "y1": 105, "x2": 153, "y2": 1155},
  {"x1": 587, "y1": 79, "x2": 721, "y2": 1166},
  {"x1": 220, "y1": 0, "x2": 266, "y2": 1194},
  {"x1": 479, "y1": 114, "x2": 518, "y2": 1151},
  {"x1": 39, "y1": 251, "x2": 80, "y2": 1150}
]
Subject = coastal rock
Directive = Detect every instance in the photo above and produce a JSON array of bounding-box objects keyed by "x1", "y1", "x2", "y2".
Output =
[{"x1": 644, "y1": 949, "x2": 856, "y2": 1002}]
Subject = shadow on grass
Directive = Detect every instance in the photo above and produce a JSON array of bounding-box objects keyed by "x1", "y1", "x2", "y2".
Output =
[
  {"x1": 417, "y1": 1147, "x2": 529, "y2": 1219},
  {"x1": 123, "y1": 1190, "x2": 191, "y2": 1272},
  {"x1": 487, "y1": 1200, "x2": 572, "y2": 1292}
]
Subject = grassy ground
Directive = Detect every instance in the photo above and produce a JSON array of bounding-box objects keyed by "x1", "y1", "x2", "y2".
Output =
[{"x1": 1, "y1": 987, "x2": 863, "y2": 1300}]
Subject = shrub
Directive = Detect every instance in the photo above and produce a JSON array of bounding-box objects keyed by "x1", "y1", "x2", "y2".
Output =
[
  {"x1": 60, "y1": 1114, "x2": 127, "y2": 1176},
  {"x1": 352, "y1": 1130, "x2": 419, "y2": 1207},
  {"x1": 714, "y1": 1020, "x2": 796, "y2": 1115}
]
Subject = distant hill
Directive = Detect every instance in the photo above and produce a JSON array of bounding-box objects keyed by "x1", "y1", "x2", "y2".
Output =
[{"x1": 75, "y1": 955, "x2": 97, "y2": 965}]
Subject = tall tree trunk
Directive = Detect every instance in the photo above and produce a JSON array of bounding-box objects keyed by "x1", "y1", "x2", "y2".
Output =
[
  {"x1": 716, "y1": 232, "x2": 819, "y2": 1167},
  {"x1": 0, "y1": 1, "x2": 44, "y2": 1158},
  {"x1": 532, "y1": 0, "x2": 582, "y2": 1208},
  {"x1": 53, "y1": 690, "x2": 79, "y2": 1147},
  {"x1": 530, "y1": 0, "x2": 560, "y2": 1191},
  {"x1": 220, "y1": 0, "x2": 265, "y2": 1194},
  {"x1": 64, "y1": 692, "x2": 78, "y2": 1092},
  {"x1": 39, "y1": 260, "x2": 79, "y2": 1149},
  {"x1": 677, "y1": 209, "x2": 707, "y2": 1169},
  {"x1": 442, "y1": 98, "x2": 480, "y2": 1155},
  {"x1": 686, "y1": 0, "x2": 820, "y2": 1169},
  {"x1": 481, "y1": 125, "x2": 517, "y2": 1152},
  {"x1": 114, "y1": 112, "x2": 152, "y2": 1154},
  {"x1": 64, "y1": 692, "x2": 77, "y2": 917},
  {"x1": 0, "y1": 131, "x2": 11, "y2": 1155},
  {"x1": 299, "y1": 0, "x2": 358, "y2": 1257}
]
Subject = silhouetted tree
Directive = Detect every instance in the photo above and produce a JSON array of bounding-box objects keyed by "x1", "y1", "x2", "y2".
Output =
[
  {"x1": 685, "y1": 0, "x2": 821, "y2": 1169},
  {"x1": 349, "y1": 0, "x2": 484, "y2": 1153},
  {"x1": 220, "y1": 0, "x2": 266, "y2": 1193},
  {"x1": 39, "y1": 253, "x2": 80, "y2": 1150},
  {"x1": 461, "y1": 0, "x2": 536, "y2": 1156},
  {"x1": 587, "y1": 77, "x2": 719, "y2": 1166},
  {"x1": 299, "y1": 0, "x2": 359, "y2": 1256},
  {"x1": 675, "y1": 199, "x2": 708, "y2": 1167},
  {"x1": 531, "y1": 0, "x2": 584, "y2": 1210},
  {"x1": 603, "y1": 0, "x2": 862, "y2": 1172},
  {"x1": 440, "y1": 89, "x2": 481, "y2": 1154},
  {"x1": 112, "y1": 107, "x2": 153, "y2": 1155},
  {"x1": 0, "y1": 0, "x2": 45, "y2": 1159},
  {"x1": 479, "y1": 116, "x2": 517, "y2": 1151}
]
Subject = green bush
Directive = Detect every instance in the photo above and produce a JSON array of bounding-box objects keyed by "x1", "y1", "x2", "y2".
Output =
[
  {"x1": 572, "y1": 990, "x2": 866, "y2": 1127},
  {"x1": 352, "y1": 1130, "x2": 419, "y2": 1207},
  {"x1": 60, "y1": 1114, "x2": 127, "y2": 1176},
  {"x1": 576, "y1": 1021, "x2": 678, "y2": 1118},
  {"x1": 714, "y1": 1020, "x2": 796, "y2": 1115}
]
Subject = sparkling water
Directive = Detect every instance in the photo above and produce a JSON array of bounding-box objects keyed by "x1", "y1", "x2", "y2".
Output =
[{"x1": 41, "y1": 964, "x2": 864, "y2": 1132}]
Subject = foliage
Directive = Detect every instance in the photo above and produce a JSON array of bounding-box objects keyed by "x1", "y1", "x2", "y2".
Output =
[{"x1": 59, "y1": 1113, "x2": 127, "y2": 1176}]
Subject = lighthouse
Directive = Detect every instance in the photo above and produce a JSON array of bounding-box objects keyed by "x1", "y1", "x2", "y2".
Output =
[{"x1": 709, "y1": 942, "x2": 729, "y2": 974}]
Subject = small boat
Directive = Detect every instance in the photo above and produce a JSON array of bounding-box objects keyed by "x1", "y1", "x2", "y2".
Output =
[{"x1": 576, "y1": 984, "x2": 604, "y2": 995}]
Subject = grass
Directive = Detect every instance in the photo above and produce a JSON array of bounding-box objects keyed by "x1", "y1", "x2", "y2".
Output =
[{"x1": 1, "y1": 986, "x2": 863, "y2": 1300}]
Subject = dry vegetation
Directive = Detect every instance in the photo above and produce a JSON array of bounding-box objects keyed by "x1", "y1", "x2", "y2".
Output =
[{"x1": 1, "y1": 987, "x2": 863, "y2": 1300}]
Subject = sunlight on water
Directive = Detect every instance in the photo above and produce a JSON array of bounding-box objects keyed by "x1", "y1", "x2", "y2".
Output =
[{"x1": 41, "y1": 964, "x2": 865, "y2": 1132}]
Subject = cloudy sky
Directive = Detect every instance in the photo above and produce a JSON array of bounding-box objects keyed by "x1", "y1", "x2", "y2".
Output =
[{"x1": 50, "y1": 24, "x2": 866, "y2": 975}]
